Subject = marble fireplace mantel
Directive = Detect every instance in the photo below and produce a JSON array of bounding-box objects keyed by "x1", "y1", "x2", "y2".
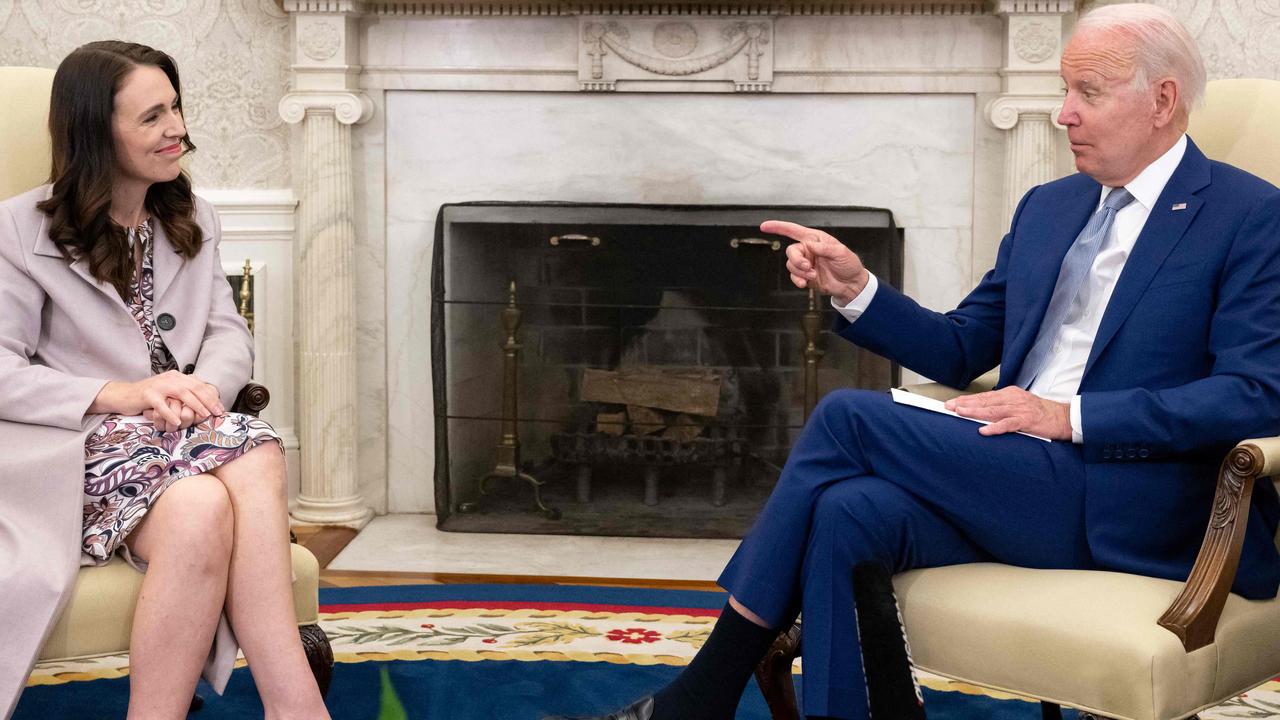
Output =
[{"x1": 281, "y1": 0, "x2": 1071, "y2": 518}]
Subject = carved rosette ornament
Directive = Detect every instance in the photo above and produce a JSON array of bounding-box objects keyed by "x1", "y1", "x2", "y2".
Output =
[
  {"x1": 299, "y1": 20, "x2": 343, "y2": 61},
  {"x1": 579, "y1": 17, "x2": 774, "y2": 92},
  {"x1": 1012, "y1": 20, "x2": 1058, "y2": 63},
  {"x1": 654, "y1": 21, "x2": 698, "y2": 57}
]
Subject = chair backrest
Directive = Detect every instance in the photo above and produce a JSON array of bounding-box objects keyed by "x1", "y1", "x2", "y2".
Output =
[
  {"x1": 1188, "y1": 78, "x2": 1280, "y2": 188},
  {"x1": 1187, "y1": 79, "x2": 1280, "y2": 547},
  {"x1": 0, "y1": 66, "x2": 55, "y2": 202}
]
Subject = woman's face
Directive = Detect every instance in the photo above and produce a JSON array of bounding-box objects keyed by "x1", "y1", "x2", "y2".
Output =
[{"x1": 111, "y1": 64, "x2": 186, "y2": 190}]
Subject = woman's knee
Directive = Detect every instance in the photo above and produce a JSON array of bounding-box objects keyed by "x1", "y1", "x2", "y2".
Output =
[
  {"x1": 217, "y1": 440, "x2": 287, "y2": 495},
  {"x1": 140, "y1": 474, "x2": 234, "y2": 568}
]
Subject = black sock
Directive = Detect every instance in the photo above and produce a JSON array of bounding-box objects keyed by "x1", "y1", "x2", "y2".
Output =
[
  {"x1": 853, "y1": 562, "x2": 927, "y2": 720},
  {"x1": 651, "y1": 602, "x2": 780, "y2": 720}
]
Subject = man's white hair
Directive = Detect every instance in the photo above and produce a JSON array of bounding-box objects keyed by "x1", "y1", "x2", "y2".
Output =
[{"x1": 1074, "y1": 3, "x2": 1206, "y2": 113}]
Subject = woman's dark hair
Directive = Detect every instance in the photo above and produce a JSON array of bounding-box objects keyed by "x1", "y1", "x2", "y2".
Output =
[{"x1": 36, "y1": 40, "x2": 201, "y2": 299}]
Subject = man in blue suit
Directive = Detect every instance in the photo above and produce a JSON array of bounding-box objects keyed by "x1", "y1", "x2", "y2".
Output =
[{"x1": 547, "y1": 4, "x2": 1280, "y2": 720}]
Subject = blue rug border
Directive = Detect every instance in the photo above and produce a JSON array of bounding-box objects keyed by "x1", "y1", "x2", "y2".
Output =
[{"x1": 320, "y1": 583, "x2": 729, "y2": 609}]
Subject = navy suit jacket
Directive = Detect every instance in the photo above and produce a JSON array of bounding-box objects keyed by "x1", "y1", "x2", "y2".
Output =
[{"x1": 839, "y1": 139, "x2": 1280, "y2": 599}]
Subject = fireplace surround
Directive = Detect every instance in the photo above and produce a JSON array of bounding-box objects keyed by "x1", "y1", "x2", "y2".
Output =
[{"x1": 275, "y1": 0, "x2": 1072, "y2": 522}]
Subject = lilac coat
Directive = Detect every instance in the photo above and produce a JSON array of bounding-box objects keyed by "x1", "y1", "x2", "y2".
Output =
[{"x1": 0, "y1": 185, "x2": 253, "y2": 717}]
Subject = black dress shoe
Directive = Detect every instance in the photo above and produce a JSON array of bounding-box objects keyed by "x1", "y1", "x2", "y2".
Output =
[{"x1": 542, "y1": 696, "x2": 654, "y2": 720}]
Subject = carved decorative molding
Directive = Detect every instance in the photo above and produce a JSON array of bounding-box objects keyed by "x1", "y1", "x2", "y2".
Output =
[
  {"x1": 366, "y1": 1, "x2": 988, "y2": 16},
  {"x1": 584, "y1": 21, "x2": 768, "y2": 78},
  {"x1": 1013, "y1": 20, "x2": 1057, "y2": 62},
  {"x1": 579, "y1": 17, "x2": 773, "y2": 90},
  {"x1": 279, "y1": 92, "x2": 375, "y2": 125},
  {"x1": 283, "y1": 0, "x2": 367, "y2": 12},
  {"x1": 985, "y1": 94, "x2": 1062, "y2": 129},
  {"x1": 994, "y1": 0, "x2": 1074, "y2": 14}
]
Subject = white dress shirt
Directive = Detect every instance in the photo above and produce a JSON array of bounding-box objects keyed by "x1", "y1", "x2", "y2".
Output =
[{"x1": 835, "y1": 134, "x2": 1189, "y2": 443}]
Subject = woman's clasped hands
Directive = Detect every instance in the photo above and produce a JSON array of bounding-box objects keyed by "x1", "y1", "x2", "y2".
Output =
[{"x1": 94, "y1": 370, "x2": 224, "y2": 433}]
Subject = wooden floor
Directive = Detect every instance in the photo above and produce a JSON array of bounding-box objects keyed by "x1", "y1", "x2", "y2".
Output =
[{"x1": 292, "y1": 525, "x2": 722, "y2": 591}]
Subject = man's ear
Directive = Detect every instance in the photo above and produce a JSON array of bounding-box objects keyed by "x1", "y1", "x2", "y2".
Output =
[{"x1": 1152, "y1": 77, "x2": 1181, "y2": 128}]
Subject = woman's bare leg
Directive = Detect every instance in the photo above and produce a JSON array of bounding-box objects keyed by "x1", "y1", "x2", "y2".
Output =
[
  {"x1": 210, "y1": 442, "x2": 329, "y2": 720},
  {"x1": 124, "y1": 474, "x2": 234, "y2": 720}
]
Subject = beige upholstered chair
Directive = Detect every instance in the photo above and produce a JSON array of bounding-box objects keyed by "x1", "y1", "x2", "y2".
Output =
[
  {"x1": 0, "y1": 66, "x2": 333, "y2": 697},
  {"x1": 756, "y1": 79, "x2": 1280, "y2": 720}
]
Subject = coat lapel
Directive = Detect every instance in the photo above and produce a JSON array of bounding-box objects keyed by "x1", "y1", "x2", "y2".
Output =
[
  {"x1": 1082, "y1": 140, "x2": 1212, "y2": 378},
  {"x1": 31, "y1": 215, "x2": 129, "y2": 311},
  {"x1": 1003, "y1": 183, "x2": 1101, "y2": 383},
  {"x1": 150, "y1": 218, "x2": 184, "y2": 303}
]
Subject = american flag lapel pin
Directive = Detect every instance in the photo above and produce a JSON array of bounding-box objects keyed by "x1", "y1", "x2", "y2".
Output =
[{"x1": 1172, "y1": 202, "x2": 1187, "y2": 211}]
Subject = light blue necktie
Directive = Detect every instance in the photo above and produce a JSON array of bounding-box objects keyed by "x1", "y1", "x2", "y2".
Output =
[{"x1": 1015, "y1": 187, "x2": 1135, "y2": 389}]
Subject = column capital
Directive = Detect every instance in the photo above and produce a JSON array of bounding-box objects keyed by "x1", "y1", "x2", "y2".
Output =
[
  {"x1": 279, "y1": 91, "x2": 374, "y2": 125},
  {"x1": 985, "y1": 94, "x2": 1062, "y2": 130}
]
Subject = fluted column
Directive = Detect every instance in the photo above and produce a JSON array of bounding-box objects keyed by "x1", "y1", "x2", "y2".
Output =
[
  {"x1": 987, "y1": 97, "x2": 1064, "y2": 224},
  {"x1": 281, "y1": 1, "x2": 373, "y2": 527},
  {"x1": 986, "y1": 0, "x2": 1075, "y2": 228}
]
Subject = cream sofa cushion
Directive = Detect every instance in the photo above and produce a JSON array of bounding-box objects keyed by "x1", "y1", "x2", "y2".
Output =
[
  {"x1": 39, "y1": 543, "x2": 320, "y2": 662},
  {"x1": 895, "y1": 563, "x2": 1280, "y2": 720}
]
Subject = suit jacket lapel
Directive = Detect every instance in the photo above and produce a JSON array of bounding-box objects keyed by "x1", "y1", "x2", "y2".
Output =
[
  {"x1": 1003, "y1": 183, "x2": 1101, "y2": 383},
  {"x1": 1082, "y1": 140, "x2": 1212, "y2": 378}
]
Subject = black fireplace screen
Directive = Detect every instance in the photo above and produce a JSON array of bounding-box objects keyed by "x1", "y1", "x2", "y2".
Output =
[{"x1": 433, "y1": 203, "x2": 902, "y2": 538}]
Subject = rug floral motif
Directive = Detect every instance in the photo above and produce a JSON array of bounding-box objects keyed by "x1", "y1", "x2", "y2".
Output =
[{"x1": 26, "y1": 590, "x2": 1280, "y2": 719}]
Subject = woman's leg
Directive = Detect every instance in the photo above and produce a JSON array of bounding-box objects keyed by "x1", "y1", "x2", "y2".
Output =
[
  {"x1": 124, "y1": 474, "x2": 235, "y2": 720},
  {"x1": 208, "y1": 442, "x2": 329, "y2": 720}
]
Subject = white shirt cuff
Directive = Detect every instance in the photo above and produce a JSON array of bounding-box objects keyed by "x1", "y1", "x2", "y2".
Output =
[
  {"x1": 1070, "y1": 395, "x2": 1083, "y2": 444},
  {"x1": 830, "y1": 272, "x2": 879, "y2": 322}
]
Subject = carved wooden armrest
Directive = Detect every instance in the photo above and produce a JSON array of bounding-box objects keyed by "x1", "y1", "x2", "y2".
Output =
[
  {"x1": 1158, "y1": 436, "x2": 1280, "y2": 651},
  {"x1": 230, "y1": 381, "x2": 271, "y2": 417}
]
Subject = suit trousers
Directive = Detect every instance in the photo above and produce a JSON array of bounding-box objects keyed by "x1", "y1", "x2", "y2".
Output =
[{"x1": 718, "y1": 389, "x2": 1095, "y2": 719}]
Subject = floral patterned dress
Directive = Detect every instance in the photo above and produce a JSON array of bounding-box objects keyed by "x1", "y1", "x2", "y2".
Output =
[{"x1": 80, "y1": 219, "x2": 280, "y2": 561}]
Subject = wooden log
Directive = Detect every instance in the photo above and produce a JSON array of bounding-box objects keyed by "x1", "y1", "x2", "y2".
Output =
[
  {"x1": 580, "y1": 368, "x2": 721, "y2": 416},
  {"x1": 596, "y1": 411, "x2": 627, "y2": 436},
  {"x1": 628, "y1": 405, "x2": 666, "y2": 435},
  {"x1": 661, "y1": 413, "x2": 705, "y2": 443}
]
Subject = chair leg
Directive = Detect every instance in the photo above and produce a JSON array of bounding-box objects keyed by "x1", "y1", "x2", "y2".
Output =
[
  {"x1": 754, "y1": 622, "x2": 803, "y2": 720},
  {"x1": 1041, "y1": 702, "x2": 1063, "y2": 719},
  {"x1": 299, "y1": 623, "x2": 334, "y2": 697}
]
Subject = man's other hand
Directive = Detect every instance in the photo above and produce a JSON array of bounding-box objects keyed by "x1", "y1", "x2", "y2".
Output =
[
  {"x1": 945, "y1": 386, "x2": 1073, "y2": 441},
  {"x1": 763, "y1": 220, "x2": 870, "y2": 305}
]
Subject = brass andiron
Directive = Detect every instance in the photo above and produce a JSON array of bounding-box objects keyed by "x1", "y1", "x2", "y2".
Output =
[
  {"x1": 239, "y1": 258, "x2": 255, "y2": 334},
  {"x1": 802, "y1": 286, "x2": 825, "y2": 420},
  {"x1": 458, "y1": 281, "x2": 561, "y2": 520}
]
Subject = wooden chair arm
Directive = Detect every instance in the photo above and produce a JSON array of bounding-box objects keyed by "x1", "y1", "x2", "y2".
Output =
[
  {"x1": 231, "y1": 381, "x2": 271, "y2": 417},
  {"x1": 1158, "y1": 436, "x2": 1280, "y2": 651}
]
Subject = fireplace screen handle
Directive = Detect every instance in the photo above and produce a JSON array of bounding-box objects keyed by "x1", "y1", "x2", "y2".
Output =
[
  {"x1": 549, "y1": 234, "x2": 601, "y2": 247},
  {"x1": 729, "y1": 237, "x2": 781, "y2": 251}
]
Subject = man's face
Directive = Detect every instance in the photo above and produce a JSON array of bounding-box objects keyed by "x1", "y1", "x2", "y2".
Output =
[{"x1": 1057, "y1": 28, "x2": 1161, "y2": 187}]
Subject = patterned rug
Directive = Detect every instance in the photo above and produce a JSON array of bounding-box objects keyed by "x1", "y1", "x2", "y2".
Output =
[{"x1": 18, "y1": 584, "x2": 1280, "y2": 719}]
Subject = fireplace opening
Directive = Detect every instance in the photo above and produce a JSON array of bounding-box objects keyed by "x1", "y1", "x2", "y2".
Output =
[{"x1": 433, "y1": 203, "x2": 902, "y2": 538}]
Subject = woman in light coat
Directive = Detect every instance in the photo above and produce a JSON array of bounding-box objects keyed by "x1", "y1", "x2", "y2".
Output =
[{"x1": 0, "y1": 41, "x2": 329, "y2": 720}]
